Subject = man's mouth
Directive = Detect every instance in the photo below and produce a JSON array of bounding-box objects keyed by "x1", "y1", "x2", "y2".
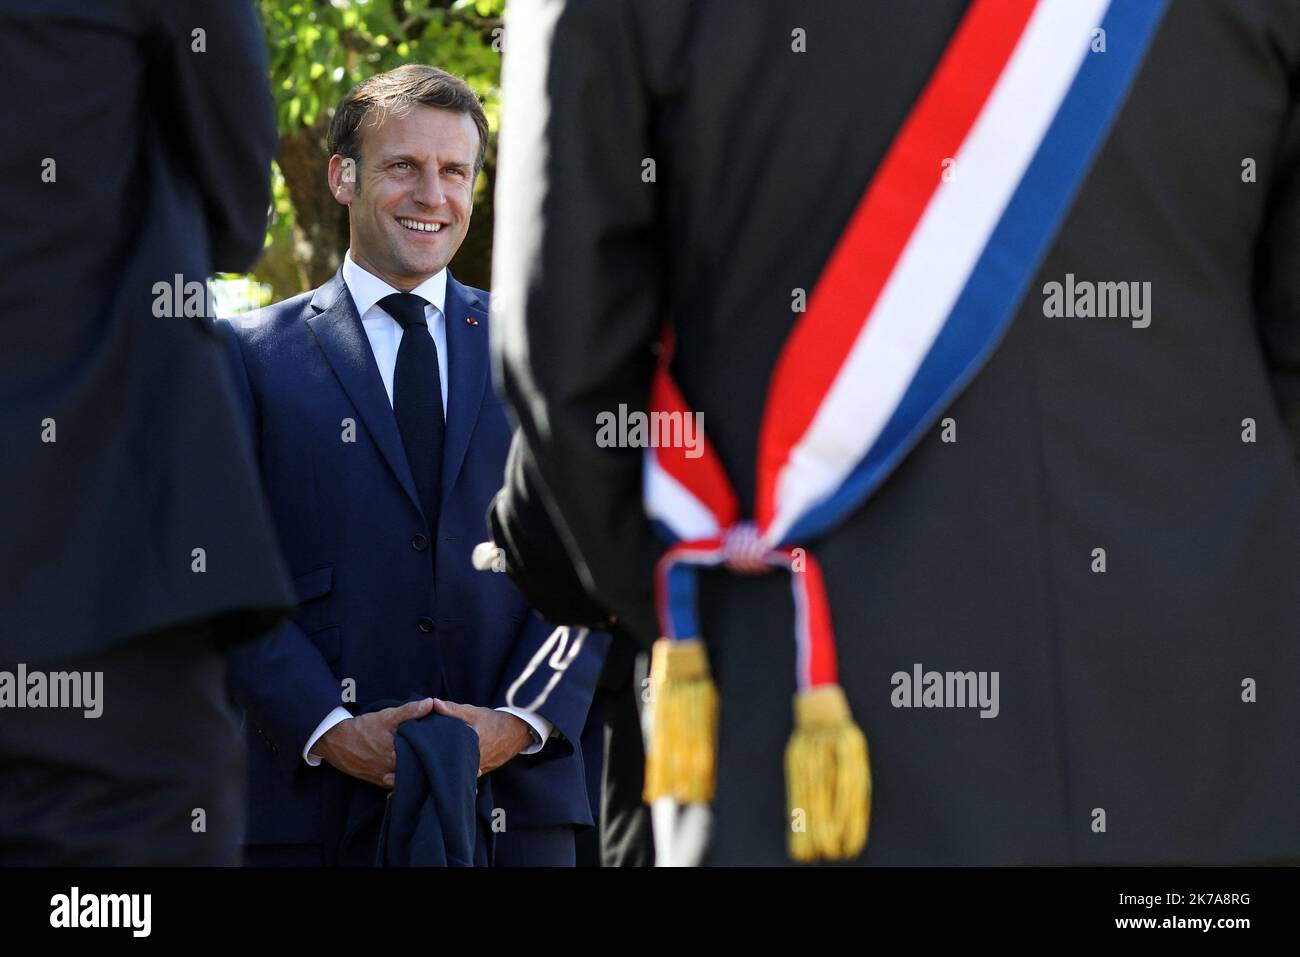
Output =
[{"x1": 396, "y1": 217, "x2": 445, "y2": 233}]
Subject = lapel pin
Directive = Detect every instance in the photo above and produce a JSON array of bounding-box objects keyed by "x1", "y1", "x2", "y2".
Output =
[{"x1": 466, "y1": 316, "x2": 479, "y2": 326}]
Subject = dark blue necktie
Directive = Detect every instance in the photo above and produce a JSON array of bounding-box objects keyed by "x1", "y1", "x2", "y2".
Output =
[{"x1": 380, "y1": 293, "x2": 445, "y2": 533}]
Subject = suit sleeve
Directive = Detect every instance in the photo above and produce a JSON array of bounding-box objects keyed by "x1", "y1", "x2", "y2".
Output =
[
  {"x1": 492, "y1": 614, "x2": 611, "y2": 750},
  {"x1": 1257, "y1": 48, "x2": 1300, "y2": 477},
  {"x1": 491, "y1": 0, "x2": 665, "y2": 647},
  {"x1": 488, "y1": 430, "x2": 618, "y2": 630},
  {"x1": 149, "y1": 0, "x2": 278, "y2": 272},
  {"x1": 217, "y1": 322, "x2": 347, "y2": 777}
]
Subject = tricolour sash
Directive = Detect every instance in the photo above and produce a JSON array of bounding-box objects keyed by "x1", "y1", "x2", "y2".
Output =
[{"x1": 642, "y1": 0, "x2": 1168, "y2": 862}]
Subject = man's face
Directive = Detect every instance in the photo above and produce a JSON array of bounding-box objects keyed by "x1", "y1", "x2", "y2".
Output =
[{"x1": 329, "y1": 104, "x2": 479, "y2": 291}]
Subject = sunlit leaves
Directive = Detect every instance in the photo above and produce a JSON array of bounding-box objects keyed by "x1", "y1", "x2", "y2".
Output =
[{"x1": 258, "y1": 0, "x2": 503, "y2": 136}]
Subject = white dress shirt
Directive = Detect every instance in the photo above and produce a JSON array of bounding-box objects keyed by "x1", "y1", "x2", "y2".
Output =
[{"x1": 303, "y1": 251, "x2": 552, "y2": 766}]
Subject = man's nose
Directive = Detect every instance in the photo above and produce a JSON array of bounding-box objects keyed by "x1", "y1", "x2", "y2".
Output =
[{"x1": 412, "y1": 169, "x2": 447, "y2": 208}]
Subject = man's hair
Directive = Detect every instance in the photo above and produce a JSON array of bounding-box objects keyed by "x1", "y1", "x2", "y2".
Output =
[{"x1": 327, "y1": 64, "x2": 488, "y2": 175}]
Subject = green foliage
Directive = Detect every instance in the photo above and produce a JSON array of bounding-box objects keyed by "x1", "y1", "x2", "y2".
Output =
[
  {"x1": 265, "y1": 159, "x2": 296, "y2": 253},
  {"x1": 259, "y1": 0, "x2": 505, "y2": 133}
]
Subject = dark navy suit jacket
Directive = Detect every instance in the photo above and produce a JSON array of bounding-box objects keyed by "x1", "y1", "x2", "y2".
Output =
[{"x1": 220, "y1": 269, "x2": 607, "y2": 851}]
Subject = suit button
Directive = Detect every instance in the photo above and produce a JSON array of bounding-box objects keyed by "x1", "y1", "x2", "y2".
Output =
[
  {"x1": 418, "y1": 617, "x2": 435, "y2": 633},
  {"x1": 411, "y1": 533, "x2": 429, "y2": 551}
]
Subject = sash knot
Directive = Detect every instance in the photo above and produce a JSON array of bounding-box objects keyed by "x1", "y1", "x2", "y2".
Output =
[{"x1": 720, "y1": 522, "x2": 770, "y2": 574}]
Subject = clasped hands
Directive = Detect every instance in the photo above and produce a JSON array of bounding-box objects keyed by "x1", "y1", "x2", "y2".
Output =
[{"x1": 310, "y1": 697, "x2": 534, "y2": 789}]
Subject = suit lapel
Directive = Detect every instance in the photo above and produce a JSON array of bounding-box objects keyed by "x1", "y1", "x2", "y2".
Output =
[
  {"x1": 441, "y1": 273, "x2": 489, "y2": 497},
  {"x1": 306, "y1": 270, "x2": 425, "y2": 519}
]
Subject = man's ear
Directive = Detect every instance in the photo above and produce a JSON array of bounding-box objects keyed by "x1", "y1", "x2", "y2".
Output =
[{"x1": 328, "y1": 154, "x2": 357, "y2": 206}]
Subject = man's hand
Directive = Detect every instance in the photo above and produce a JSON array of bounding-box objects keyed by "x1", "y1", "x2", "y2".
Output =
[
  {"x1": 310, "y1": 698, "x2": 434, "y2": 789},
  {"x1": 432, "y1": 699, "x2": 533, "y2": 776}
]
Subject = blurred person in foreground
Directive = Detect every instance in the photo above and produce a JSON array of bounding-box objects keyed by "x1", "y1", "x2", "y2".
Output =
[
  {"x1": 0, "y1": 0, "x2": 293, "y2": 864},
  {"x1": 491, "y1": 0, "x2": 1300, "y2": 865}
]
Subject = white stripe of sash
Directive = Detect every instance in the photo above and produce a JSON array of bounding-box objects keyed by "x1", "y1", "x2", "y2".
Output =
[{"x1": 644, "y1": 449, "x2": 723, "y2": 541}]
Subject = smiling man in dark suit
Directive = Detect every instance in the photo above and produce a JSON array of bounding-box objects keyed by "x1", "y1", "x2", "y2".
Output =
[{"x1": 223, "y1": 65, "x2": 606, "y2": 867}]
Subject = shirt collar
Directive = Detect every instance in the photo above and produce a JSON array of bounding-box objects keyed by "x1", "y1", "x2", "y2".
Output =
[{"x1": 342, "y1": 250, "x2": 448, "y2": 320}]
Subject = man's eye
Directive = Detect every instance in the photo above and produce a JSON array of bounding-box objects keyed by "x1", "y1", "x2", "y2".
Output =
[
  {"x1": 393, "y1": 162, "x2": 412, "y2": 171},
  {"x1": 444, "y1": 168, "x2": 464, "y2": 177}
]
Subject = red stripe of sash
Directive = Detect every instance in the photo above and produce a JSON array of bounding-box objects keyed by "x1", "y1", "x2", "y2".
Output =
[{"x1": 755, "y1": 0, "x2": 1040, "y2": 531}]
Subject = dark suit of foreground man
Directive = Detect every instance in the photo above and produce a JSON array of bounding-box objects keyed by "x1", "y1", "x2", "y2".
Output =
[
  {"x1": 492, "y1": 0, "x2": 1300, "y2": 864},
  {"x1": 0, "y1": 1, "x2": 293, "y2": 863},
  {"x1": 225, "y1": 66, "x2": 606, "y2": 866}
]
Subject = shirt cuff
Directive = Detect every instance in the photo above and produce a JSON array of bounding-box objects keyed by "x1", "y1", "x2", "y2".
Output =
[
  {"x1": 303, "y1": 706, "x2": 353, "y2": 766},
  {"x1": 495, "y1": 707, "x2": 553, "y2": 755}
]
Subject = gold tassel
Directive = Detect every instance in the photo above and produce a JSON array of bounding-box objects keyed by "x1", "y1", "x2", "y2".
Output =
[
  {"x1": 785, "y1": 684, "x2": 871, "y2": 862},
  {"x1": 643, "y1": 638, "x2": 718, "y2": 804}
]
